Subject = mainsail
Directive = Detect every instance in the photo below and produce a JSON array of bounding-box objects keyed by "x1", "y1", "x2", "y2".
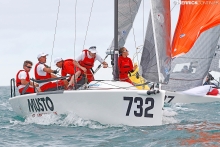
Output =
[
  {"x1": 140, "y1": 0, "x2": 171, "y2": 84},
  {"x1": 172, "y1": 0, "x2": 220, "y2": 57},
  {"x1": 109, "y1": 0, "x2": 142, "y2": 51},
  {"x1": 162, "y1": 26, "x2": 220, "y2": 92}
]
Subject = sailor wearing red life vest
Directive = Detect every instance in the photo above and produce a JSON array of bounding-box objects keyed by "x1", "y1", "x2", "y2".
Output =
[
  {"x1": 34, "y1": 52, "x2": 68, "y2": 92},
  {"x1": 74, "y1": 46, "x2": 108, "y2": 83},
  {"x1": 54, "y1": 57, "x2": 83, "y2": 89},
  {"x1": 118, "y1": 47, "x2": 137, "y2": 84},
  {"x1": 16, "y1": 60, "x2": 41, "y2": 94}
]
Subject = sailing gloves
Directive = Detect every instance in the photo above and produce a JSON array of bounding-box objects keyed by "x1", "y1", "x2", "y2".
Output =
[{"x1": 52, "y1": 69, "x2": 59, "y2": 74}]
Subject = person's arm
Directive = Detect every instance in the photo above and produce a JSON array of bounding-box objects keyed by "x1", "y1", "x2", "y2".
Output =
[
  {"x1": 20, "y1": 79, "x2": 30, "y2": 85},
  {"x1": 102, "y1": 61, "x2": 108, "y2": 68},
  {"x1": 30, "y1": 81, "x2": 39, "y2": 87},
  {"x1": 68, "y1": 70, "x2": 81, "y2": 86},
  {"x1": 43, "y1": 67, "x2": 55, "y2": 74},
  {"x1": 43, "y1": 67, "x2": 58, "y2": 78},
  {"x1": 19, "y1": 72, "x2": 39, "y2": 87},
  {"x1": 96, "y1": 54, "x2": 108, "y2": 68},
  {"x1": 129, "y1": 58, "x2": 136, "y2": 72},
  {"x1": 74, "y1": 53, "x2": 87, "y2": 72},
  {"x1": 73, "y1": 60, "x2": 87, "y2": 72}
]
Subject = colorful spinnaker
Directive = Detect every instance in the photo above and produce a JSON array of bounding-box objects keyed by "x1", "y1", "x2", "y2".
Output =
[{"x1": 172, "y1": 0, "x2": 220, "y2": 57}]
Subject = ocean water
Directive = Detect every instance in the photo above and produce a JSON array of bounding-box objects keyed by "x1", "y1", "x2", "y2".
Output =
[{"x1": 1, "y1": 86, "x2": 220, "y2": 147}]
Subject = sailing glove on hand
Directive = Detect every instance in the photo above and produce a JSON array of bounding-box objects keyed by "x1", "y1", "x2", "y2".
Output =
[
  {"x1": 52, "y1": 69, "x2": 59, "y2": 74},
  {"x1": 128, "y1": 71, "x2": 131, "y2": 77},
  {"x1": 136, "y1": 72, "x2": 140, "y2": 79}
]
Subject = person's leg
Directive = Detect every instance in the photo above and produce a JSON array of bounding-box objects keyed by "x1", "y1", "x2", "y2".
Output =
[
  {"x1": 68, "y1": 71, "x2": 81, "y2": 86},
  {"x1": 86, "y1": 69, "x2": 94, "y2": 83},
  {"x1": 40, "y1": 82, "x2": 57, "y2": 92},
  {"x1": 75, "y1": 74, "x2": 86, "y2": 89},
  {"x1": 19, "y1": 87, "x2": 36, "y2": 94}
]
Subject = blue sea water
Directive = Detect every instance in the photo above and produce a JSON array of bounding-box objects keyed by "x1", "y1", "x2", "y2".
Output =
[{"x1": 1, "y1": 86, "x2": 220, "y2": 147}]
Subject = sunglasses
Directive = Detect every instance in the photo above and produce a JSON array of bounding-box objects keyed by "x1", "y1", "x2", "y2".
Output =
[
  {"x1": 26, "y1": 66, "x2": 32, "y2": 69},
  {"x1": 90, "y1": 46, "x2": 96, "y2": 49}
]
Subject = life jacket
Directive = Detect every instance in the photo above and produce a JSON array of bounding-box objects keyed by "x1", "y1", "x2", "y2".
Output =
[
  {"x1": 61, "y1": 59, "x2": 75, "y2": 76},
  {"x1": 61, "y1": 59, "x2": 82, "y2": 81},
  {"x1": 118, "y1": 56, "x2": 132, "y2": 74},
  {"x1": 79, "y1": 50, "x2": 95, "y2": 69},
  {"x1": 207, "y1": 88, "x2": 219, "y2": 96},
  {"x1": 16, "y1": 70, "x2": 30, "y2": 87},
  {"x1": 34, "y1": 63, "x2": 51, "y2": 80}
]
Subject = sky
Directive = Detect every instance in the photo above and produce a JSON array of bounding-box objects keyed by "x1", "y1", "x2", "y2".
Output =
[{"x1": 0, "y1": 0, "x2": 179, "y2": 86}]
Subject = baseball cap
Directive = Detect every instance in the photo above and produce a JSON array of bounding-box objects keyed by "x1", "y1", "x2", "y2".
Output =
[
  {"x1": 54, "y1": 57, "x2": 63, "y2": 64},
  {"x1": 37, "y1": 52, "x2": 48, "y2": 59},
  {"x1": 89, "y1": 46, "x2": 97, "y2": 53}
]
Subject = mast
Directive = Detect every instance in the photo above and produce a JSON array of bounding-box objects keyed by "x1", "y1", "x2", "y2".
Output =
[{"x1": 113, "y1": 0, "x2": 119, "y2": 80}]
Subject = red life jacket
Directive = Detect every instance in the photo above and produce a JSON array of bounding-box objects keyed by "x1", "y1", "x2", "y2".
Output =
[
  {"x1": 79, "y1": 50, "x2": 95, "y2": 69},
  {"x1": 207, "y1": 88, "x2": 219, "y2": 96},
  {"x1": 16, "y1": 70, "x2": 30, "y2": 87},
  {"x1": 62, "y1": 59, "x2": 82, "y2": 82},
  {"x1": 118, "y1": 56, "x2": 133, "y2": 74},
  {"x1": 61, "y1": 59, "x2": 75, "y2": 76},
  {"x1": 34, "y1": 63, "x2": 51, "y2": 80}
]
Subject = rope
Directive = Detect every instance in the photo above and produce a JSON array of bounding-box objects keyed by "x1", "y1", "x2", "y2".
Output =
[
  {"x1": 171, "y1": 1, "x2": 177, "y2": 12},
  {"x1": 73, "y1": 0, "x2": 78, "y2": 87},
  {"x1": 88, "y1": 80, "x2": 149, "y2": 90},
  {"x1": 83, "y1": 0, "x2": 95, "y2": 49},
  {"x1": 129, "y1": 0, "x2": 137, "y2": 49},
  {"x1": 74, "y1": 0, "x2": 77, "y2": 59},
  {"x1": 50, "y1": 0, "x2": 61, "y2": 67},
  {"x1": 132, "y1": 45, "x2": 143, "y2": 63}
]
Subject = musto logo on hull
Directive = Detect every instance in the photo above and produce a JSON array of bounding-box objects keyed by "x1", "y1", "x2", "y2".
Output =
[{"x1": 27, "y1": 97, "x2": 54, "y2": 112}]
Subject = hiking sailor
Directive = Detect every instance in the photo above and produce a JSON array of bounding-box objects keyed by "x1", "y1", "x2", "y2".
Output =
[
  {"x1": 203, "y1": 73, "x2": 217, "y2": 86},
  {"x1": 16, "y1": 60, "x2": 41, "y2": 94},
  {"x1": 34, "y1": 52, "x2": 68, "y2": 92},
  {"x1": 54, "y1": 57, "x2": 85, "y2": 90},
  {"x1": 73, "y1": 46, "x2": 108, "y2": 83}
]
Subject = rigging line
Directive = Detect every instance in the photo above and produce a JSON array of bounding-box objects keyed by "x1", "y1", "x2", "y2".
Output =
[
  {"x1": 74, "y1": 0, "x2": 77, "y2": 59},
  {"x1": 129, "y1": 0, "x2": 137, "y2": 49},
  {"x1": 129, "y1": 0, "x2": 138, "y2": 63},
  {"x1": 50, "y1": 0, "x2": 61, "y2": 67},
  {"x1": 170, "y1": 1, "x2": 177, "y2": 12},
  {"x1": 83, "y1": 0, "x2": 95, "y2": 50}
]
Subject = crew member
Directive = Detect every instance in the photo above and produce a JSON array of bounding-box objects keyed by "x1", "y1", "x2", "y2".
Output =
[
  {"x1": 34, "y1": 52, "x2": 68, "y2": 92},
  {"x1": 54, "y1": 57, "x2": 84, "y2": 89},
  {"x1": 16, "y1": 60, "x2": 41, "y2": 94},
  {"x1": 118, "y1": 47, "x2": 137, "y2": 84},
  {"x1": 74, "y1": 46, "x2": 108, "y2": 83}
]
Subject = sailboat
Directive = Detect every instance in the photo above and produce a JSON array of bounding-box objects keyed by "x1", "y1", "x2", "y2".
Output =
[
  {"x1": 9, "y1": 0, "x2": 165, "y2": 126},
  {"x1": 154, "y1": 0, "x2": 220, "y2": 104}
]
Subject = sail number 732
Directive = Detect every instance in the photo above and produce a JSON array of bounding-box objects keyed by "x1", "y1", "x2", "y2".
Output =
[{"x1": 124, "y1": 97, "x2": 154, "y2": 118}]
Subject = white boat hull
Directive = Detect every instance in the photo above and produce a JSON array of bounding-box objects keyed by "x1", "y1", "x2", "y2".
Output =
[
  {"x1": 165, "y1": 91, "x2": 220, "y2": 104},
  {"x1": 9, "y1": 83, "x2": 165, "y2": 126}
]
